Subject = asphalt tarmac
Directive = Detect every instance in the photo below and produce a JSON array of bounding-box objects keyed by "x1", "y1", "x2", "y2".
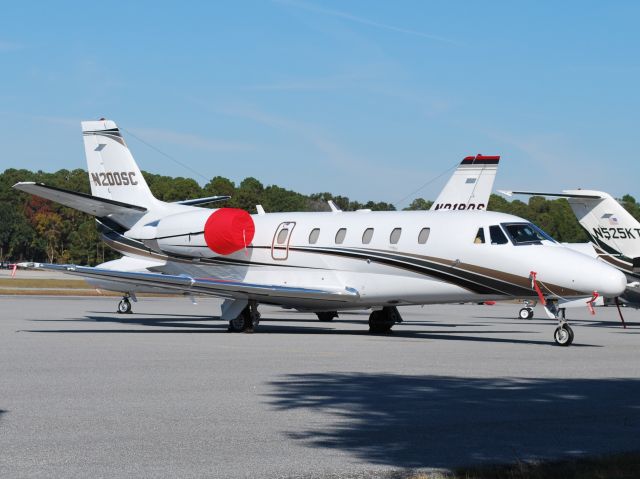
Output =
[{"x1": 1, "y1": 296, "x2": 639, "y2": 478}]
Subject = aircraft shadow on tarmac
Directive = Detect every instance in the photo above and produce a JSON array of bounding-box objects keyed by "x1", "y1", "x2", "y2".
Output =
[
  {"x1": 23, "y1": 313, "x2": 602, "y2": 347},
  {"x1": 265, "y1": 373, "x2": 640, "y2": 469}
]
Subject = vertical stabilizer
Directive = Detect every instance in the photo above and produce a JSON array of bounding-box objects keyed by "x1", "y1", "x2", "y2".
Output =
[
  {"x1": 431, "y1": 154, "x2": 499, "y2": 211},
  {"x1": 563, "y1": 190, "x2": 640, "y2": 260},
  {"x1": 82, "y1": 119, "x2": 158, "y2": 209}
]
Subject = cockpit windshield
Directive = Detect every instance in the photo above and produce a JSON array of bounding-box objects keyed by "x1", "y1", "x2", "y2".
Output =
[{"x1": 501, "y1": 222, "x2": 557, "y2": 245}]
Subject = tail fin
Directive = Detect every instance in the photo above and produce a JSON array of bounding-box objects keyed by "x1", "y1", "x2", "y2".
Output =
[
  {"x1": 562, "y1": 190, "x2": 640, "y2": 260},
  {"x1": 430, "y1": 154, "x2": 499, "y2": 211},
  {"x1": 82, "y1": 119, "x2": 158, "y2": 209}
]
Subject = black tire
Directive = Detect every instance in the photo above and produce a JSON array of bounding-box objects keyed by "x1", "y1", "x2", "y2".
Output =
[
  {"x1": 526, "y1": 308, "x2": 534, "y2": 320},
  {"x1": 317, "y1": 311, "x2": 338, "y2": 322},
  {"x1": 117, "y1": 298, "x2": 131, "y2": 314},
  {"x1": 368, "y1": 310, "x2": 394, "y2": 334},
  {"x1": 228, "y1": 314, "x2": 247, "y2": 332},
  {"x1": 518, "y1": 308, "x2": 529, "y2": 320},
  {"x1": 554, "y1": 325, "x2": 573, "y2": 346}
]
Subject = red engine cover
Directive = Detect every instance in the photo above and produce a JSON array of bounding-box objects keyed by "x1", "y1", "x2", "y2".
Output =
[{"x1": 203, "y1": 208, "x2": 255, "y2": 255}]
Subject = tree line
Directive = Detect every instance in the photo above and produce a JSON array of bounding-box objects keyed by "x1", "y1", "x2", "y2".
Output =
[{"x1": 1, "y1": 168, "x2": 639, "y2": 265}]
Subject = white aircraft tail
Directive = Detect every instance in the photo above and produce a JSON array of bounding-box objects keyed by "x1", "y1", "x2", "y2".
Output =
[
  {"x1": 82, "y1": 119, "x2": 159, "y2": 209},
  {"x1": 431, "y1": 154, "x2": 499, "y2": 211},
  {"x1": 562, "y1": 190, "x2": 640, "y2": 262}
]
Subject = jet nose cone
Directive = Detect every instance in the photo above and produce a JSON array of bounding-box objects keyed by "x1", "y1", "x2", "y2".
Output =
[{"x1": 599, "y1": 267, "x2": 627, "y2": 297}]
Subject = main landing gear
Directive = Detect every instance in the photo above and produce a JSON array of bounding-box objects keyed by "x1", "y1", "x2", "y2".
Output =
[
  {"x1": 369, "y1": 306, "x2": 403, "y2": 334},
  {"x1": 117, "y1": 294, "x2": 134, "y2": 314},
  {"x1": 228, "y1": 301, "x2": 261, "y2": 333},
  {"x1": 316, "y1": 311, "x2": 338, "y2": 322}
]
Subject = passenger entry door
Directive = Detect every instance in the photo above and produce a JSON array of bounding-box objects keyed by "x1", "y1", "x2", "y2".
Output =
[{"x1": 271, "y1": 222, "x2": 296, "y2": 260}]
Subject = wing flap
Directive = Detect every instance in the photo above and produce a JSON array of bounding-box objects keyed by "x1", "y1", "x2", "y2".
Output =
[
  {"x1": 13, "y1": 182, "x2": 147, "y2": 216},
  {"x1": 34, "y1": 263, "x2": 359, "y2": 303}
]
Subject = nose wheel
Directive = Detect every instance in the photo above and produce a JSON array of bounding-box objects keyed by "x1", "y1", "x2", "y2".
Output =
[{"x1": 554, "y1": 323, "x2": 574, "y2": 346}]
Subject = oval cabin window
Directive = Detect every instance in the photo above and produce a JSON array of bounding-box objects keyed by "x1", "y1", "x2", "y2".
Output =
[
  {"x1": 389, "y1": 228, "x2": 402, "y2": 244},
  {"x1": 277, "y1": 228, "x2": 289, "y2": 245},
  {"x1": 418, "y1": 227, "x2": 430, "y2": 244},
  {"x1": 335, "y1": 228, "x2": 347, "y2": 244},
  {"x1": 308, "y1": 228, "x2": 320, "y2": 244},
  {"x1": 362, "y1": 228, "x2": 374, "y2": 244}
]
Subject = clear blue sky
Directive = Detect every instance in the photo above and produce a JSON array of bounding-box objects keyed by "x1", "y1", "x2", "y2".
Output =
[{"x1": 1, "y1": 1, "x2": 638, "y2": 206}]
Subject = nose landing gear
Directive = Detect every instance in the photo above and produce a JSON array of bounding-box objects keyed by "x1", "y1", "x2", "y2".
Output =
[{"x1": 554, "y1": 322, "x2": 574, "y2": 346}]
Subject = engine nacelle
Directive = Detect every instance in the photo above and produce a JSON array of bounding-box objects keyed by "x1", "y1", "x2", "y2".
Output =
[{"x1": 152, "y1": 208, "x2": 255, "y2": 257}]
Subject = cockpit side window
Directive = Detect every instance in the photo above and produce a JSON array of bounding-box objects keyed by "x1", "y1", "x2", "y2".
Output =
[
  {"x1": 474, "y1": 227, "x2": 485, "y2": 244},
  {"x1": 489, "y1": 225, "x2": 508, "y2": 245},
  {"x1": 502, "y1": 222, "x2": 557, "y2": 245}
]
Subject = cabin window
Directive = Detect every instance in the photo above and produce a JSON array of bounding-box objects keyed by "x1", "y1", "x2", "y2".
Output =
[
  {"x1": 390, "y1": 227, "x2": 402, "y2": 244},
  {"x1": 489, "y1": 225, "x2": 508, "y2": 245},
  {"x1": 418, "y1": 227, "x2": 430, "y2": 244},
  {"x1": 362, "y1": 228, "x2": 374, "y2": 244},
  {"x1": 308, "y1": 228, "x2": 320, "y2": 244},
  {"x1": 335, "y1": 228, "x2": 347, "y2": 244},
  {"x1": 277, "y1": 228, "x2": 289, "y2": 245},
  {"x1": 474, "y1": 228, "x2": 485, "y2": 244}
]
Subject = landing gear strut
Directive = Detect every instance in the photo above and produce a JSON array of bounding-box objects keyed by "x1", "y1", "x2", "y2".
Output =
[
  {"x1": 368, "y1": 306, "x2": 403, "y2": 334},
  {"x1": 316, "y1": 311, "x2": 338, "y2": 322},
  {"x1": 117, "y1": 295, "x2": 132, "y2": 314},
  {"x1": 228, "y1": 301, "x2": 260, "y2": 333}
]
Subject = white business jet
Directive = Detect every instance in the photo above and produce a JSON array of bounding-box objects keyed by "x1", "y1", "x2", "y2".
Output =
[{"x1": 13, "y1": 120, "x2": 627, "y2": 345}]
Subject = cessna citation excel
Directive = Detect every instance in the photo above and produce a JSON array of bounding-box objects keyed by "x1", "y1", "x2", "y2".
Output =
[{"x1": 13, "y1": 120, "x2": 627, "y2": 346}]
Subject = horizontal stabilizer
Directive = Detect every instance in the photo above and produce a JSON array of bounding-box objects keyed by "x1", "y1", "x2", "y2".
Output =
[
  {"x1": 174, "y1": 195, "x2": 231, "y2": 206},
  {"x1": 31, "y1": 263, "x2": 360, "y2": 303},
  {"x1": 13, "y1": 182, "x2": 147, "y2": 217},
  {"x1": 499, "y1": 190, "x2": 604, "y2": 199}
]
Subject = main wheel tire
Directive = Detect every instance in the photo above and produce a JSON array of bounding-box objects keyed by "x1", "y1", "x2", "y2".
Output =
[
  {"x1": 526, "y1": 308, "x2": 534, "y2": 320},
  {"x1": 317, "y1": 311, "x2": 337, "y2": 322},
  {"x1": 228, "y1": 314, "x2": 247, "y2": 332},
  {"x1": 368, "y1": 310, "x2": 394, "y2": 334},
  {"x1": 117, "y1": 298, "x2": 131, "y2": 314},
  {"x1": 518, "y1": 308, "x2": 530, "y2": 320},
  {"x1": 554, "y1": 325, "x2": 574, "y2": 346}
]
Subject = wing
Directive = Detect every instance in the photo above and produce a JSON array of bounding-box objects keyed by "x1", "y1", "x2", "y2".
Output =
[{"x1": 35, "y1": 263, "x2": 359, "y2": 303}]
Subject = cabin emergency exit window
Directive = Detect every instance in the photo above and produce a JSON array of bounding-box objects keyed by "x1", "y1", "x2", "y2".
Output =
[
  {"x1": 418, "y1": 227, "x2": 430, "y2": 244},
  {"x1": 474, "y1": 228, "x2": 485, "y2": 244},
  {"x1": 390, "y1": 228, "x2": 402, "y2": 244},
  {"x1": 362, "y1": 228, "x2": 374, "y2": 244},
  {"x1": 276, "y1": 228, "x2": 290, "y2": 244},
  {"x1": 489, "y1": 225, "x2": 508, "y2": 244},
  {"x1": 335, "y1": 228, "x2": 347, "y2": 244},
  {"x1": 308, "y1": 228, "x2": 320, "y2": 244}
]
